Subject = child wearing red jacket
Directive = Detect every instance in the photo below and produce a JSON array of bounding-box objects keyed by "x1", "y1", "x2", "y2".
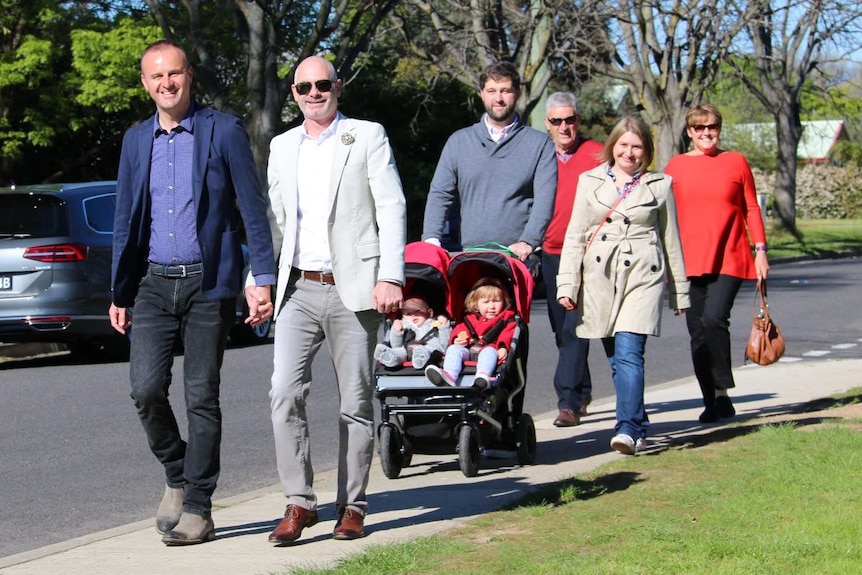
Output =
[{"x1": 425, "y1": 278, "x2": 516, "y2": 389}]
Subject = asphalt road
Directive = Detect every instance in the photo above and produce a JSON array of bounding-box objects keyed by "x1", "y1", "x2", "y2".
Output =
[{"x1": 1, "y1": 257, "x2": 860, "y2": 559}]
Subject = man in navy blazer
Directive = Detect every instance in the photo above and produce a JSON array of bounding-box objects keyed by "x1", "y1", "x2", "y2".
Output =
[{"x1": 109, "y1": 40, "x2": 276, "y2": 546}]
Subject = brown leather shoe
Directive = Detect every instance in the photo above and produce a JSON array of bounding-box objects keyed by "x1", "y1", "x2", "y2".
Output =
[
  {"x1": 553, "y1": 408, "x2": 580, "y2": 427},
  {"x1": 333, "y1": 507, "x2": 365, "y2": 540},
  {"x1": 578, "y1": 395, "x2": 593, "y2": 416},
  {"x1": 268, "y1": 504, "x2": 319, "y2": 544}
]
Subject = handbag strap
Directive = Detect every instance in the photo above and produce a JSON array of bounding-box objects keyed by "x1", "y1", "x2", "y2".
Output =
[
  {"x1": 585, "y1": 194, "x2": 626, "y2": 254},
  {"x1": 754, "y1": 279, "x2": 770, "y2": 319}
]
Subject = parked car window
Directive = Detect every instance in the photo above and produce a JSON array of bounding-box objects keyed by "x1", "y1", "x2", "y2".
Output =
[
  {"x1": 0, "y1": 195, "x2": 67, "y2": 238},
  {"x1": 83, "y1": 194, "x2": 117, "y2": 233}
]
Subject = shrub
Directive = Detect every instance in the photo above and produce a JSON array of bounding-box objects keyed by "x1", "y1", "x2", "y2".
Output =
[{"x1": 751, "y1": 165, "x2": 862, "y2": 219}]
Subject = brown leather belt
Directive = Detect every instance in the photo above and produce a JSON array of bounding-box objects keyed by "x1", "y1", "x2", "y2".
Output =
[{"x1": 291, "y1": 269, "x2": 335, "y2": 285}]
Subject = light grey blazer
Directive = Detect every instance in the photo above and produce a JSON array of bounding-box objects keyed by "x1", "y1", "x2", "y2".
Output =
[{"x1": 266, "y1": 115, "x2": 406, "y2": 312}]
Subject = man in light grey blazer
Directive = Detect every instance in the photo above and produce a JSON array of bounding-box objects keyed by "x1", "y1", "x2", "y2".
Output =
[{"x1": 265, "y1": 55, "x2": 406, "y2": 544}]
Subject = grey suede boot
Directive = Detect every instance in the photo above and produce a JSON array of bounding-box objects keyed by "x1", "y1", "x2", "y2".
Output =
[
  {"x1": 161, "y1": 512, "x2": 215, "y2": 546},
  {"x1": 155, "y1": 485, "x2": 184, "y2": 534}
]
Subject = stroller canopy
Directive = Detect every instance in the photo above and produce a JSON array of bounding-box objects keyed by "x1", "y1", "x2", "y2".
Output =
[{"x1": 402, "y1": 242, "x2": 452, "y2": 318}]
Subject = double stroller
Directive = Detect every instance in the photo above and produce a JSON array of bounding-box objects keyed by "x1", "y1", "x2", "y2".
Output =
[{"x1": 375, "y1": 242, "x2": 537, "y2": 478}]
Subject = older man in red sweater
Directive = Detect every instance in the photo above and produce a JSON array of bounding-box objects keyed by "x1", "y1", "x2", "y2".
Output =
[{"x1": 541, "y1": 92, "x2": 603, "y2": 427}]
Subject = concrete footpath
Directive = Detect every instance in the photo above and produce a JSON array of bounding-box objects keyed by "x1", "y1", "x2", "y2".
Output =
[{"x1": 1, "y1": 358, "x2": 860, "y2": 575}]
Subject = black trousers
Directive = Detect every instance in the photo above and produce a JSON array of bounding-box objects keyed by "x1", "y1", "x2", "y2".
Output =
[{"x1": 686, "y1": 274, "x2": 743, "y2": 408}]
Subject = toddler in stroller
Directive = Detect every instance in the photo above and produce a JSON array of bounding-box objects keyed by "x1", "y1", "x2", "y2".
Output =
[
  {"x1": 425, "y1": 278, "x2": 516, "y2": 390},
  {"x1": 375, "y1": 245, "x2": 537, "y2": 478},
  {"x1": 374, "y1": 294, "x2": 450, "y2": 369}
]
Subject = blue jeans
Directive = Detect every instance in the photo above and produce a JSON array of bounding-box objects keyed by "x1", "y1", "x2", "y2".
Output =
[
  {"x1": 601, "y1": 332, "x2": 649, "y2": 440},
  {"x1": 128, "y1": 273, "x2": 234, "y2": 515},
  {"x1": 541, "y1": 252, "x2": 592, "y2": 411}
]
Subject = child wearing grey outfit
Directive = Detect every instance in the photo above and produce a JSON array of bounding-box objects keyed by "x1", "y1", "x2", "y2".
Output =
[{"x1": 375, "y1": 296, "x2": 451, "y2": 368}]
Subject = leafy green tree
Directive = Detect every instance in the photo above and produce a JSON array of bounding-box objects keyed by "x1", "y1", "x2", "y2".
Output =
[
  {"x1": 557, "y1": 0, "x2": 748, "y2": 169},
  {"x1": 0, "y1": 2, "x2": 151, "y2": 184},
  {"x1": 728, "y1": 0, "x2": 862, "y2": 232},
  {"x1": 133, "y1": 0, "x2": 403, "y2": 183}
]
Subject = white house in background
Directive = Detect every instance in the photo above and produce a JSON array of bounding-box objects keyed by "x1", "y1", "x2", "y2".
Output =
[{"x1": 722, "y1": 119, "x2": 847, "y2": 164}]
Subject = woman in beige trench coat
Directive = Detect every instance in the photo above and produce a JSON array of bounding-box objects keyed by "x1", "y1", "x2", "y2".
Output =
[{"x1": 557, "y1": 116, "x2": 690, "y2": 455}]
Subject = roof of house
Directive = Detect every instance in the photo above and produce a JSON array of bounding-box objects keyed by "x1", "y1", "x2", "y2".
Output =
[{"x1": 722, "y1": 120, "x2": 846, "y2": 161}]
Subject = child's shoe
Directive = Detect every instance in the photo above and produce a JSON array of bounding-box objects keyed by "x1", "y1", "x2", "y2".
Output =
[
  {"x1": 411, "y1": 347, "x2": 431, "y2": 369},
  {"x1": 373, "y1": 344, "x2": 400, "y2": 367},
  {"x1": 472, "y1": 373, "x2": 490, "y2": 390},
  {"x1": 425, "y1": 365, "x2": 456, "y2": 387}
]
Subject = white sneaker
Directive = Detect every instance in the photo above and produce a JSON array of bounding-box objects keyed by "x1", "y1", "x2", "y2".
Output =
[
  {"x1": 610, "y1": 434, "x2": 636, "y2": 455},
  {"x1": 425, "y1": 365, "x2": 455, "y2": 386},
  {"x1": 636, "y1": 438, "x2": 649, "y2": 451}
]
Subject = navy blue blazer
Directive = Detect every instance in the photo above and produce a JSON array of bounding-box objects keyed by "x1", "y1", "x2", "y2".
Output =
[{"x1": 111, "y1": 106, "x2": 276, "y2": 307}]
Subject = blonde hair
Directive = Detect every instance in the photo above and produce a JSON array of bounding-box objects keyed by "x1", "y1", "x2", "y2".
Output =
[
  {"x1": 599, "y1": 116, "x2": 654, "y2": 171},
  {"x1": 686, "y1": 104, "x2": 723, "y2": 129},
  {"x1": 464, "y1": 279, "x2": 512, "y2": 314}
]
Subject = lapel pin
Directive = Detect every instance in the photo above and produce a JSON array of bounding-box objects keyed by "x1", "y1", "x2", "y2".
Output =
[{"x1": 341, "y1": 132, "x2": 355, "y2": 145}]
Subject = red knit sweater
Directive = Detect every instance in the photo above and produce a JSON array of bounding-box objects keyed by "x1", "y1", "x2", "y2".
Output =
[
  {"x1": 542, "y1": 137, "x2": 604, "y2": 254},
  {"x1": 664, "y1": 150, "x2": 767, "y2": 279}
]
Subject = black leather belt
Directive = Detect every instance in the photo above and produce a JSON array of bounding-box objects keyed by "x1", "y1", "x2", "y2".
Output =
[
  {"x1": 291, "y1": 269, "x2": 335, "y2": 285},
  {"x1": 148, "y1": 262, "x2": 203, "y2": 278}
]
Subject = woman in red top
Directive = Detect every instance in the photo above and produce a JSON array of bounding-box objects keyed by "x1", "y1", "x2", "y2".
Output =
[{"x1": 665, "y1": 104, "x2": 770, "y2": 423}]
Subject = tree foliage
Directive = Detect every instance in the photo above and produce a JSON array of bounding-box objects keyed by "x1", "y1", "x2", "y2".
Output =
[
  {"x1": 555, "y1": 0, "x2": 748, "y2": 169},
  {"x1": 0, "y1": 1, "x2": 142, "y2": 184},
  {"x1": 728, "y1": 0, "x2": 862, "y2": 232}
]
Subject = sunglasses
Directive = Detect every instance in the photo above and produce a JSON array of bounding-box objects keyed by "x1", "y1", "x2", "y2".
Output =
[
  {"x1": 294, "y1": 79, "x2": 334, "y2": 96},
  {"x1": 547, "y1": 115, "x2": 578, "y2": 127},
  {"x1": 691, "y1": 123, "x2": 720, "y2": 133}
]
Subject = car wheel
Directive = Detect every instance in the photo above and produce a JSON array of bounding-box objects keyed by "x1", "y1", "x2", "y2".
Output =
[{"x1": 230, "y1": 316, "x2": 272, "y2": 345}]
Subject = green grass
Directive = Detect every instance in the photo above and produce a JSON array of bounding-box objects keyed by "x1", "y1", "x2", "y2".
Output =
[
  {"x1": 286, "y1": 392, "x2": 862, "y2": 575},
  {"x1": 768, "y1": 218, "x2": 862, "y2": 260}
]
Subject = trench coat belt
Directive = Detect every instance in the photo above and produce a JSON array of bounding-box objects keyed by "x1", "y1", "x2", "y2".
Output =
[{"x1": 291, "y1": 268, "x2": 336, "y2": 285}]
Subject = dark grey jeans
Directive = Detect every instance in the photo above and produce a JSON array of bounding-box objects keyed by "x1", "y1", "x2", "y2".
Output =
[{"x1": 128, "y1": 272, "x2": 234, "y2": 515}]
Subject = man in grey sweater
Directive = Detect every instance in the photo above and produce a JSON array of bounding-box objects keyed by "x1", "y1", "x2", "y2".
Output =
[{"x1": 421, "y1": 61, "x2": 557, "y2": 262}]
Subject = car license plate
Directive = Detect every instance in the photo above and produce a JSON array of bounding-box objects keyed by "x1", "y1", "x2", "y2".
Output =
[{"x1": 0, "y1": 275, "x2": 11, "y2": 291}]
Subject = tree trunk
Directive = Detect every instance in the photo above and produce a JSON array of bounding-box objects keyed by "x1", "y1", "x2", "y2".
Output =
[{"x1": 772, "y1": 108, "x2": 802, "y2": 231}]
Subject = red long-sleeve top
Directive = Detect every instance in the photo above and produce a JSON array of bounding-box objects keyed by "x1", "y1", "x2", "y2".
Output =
[{"x1": 664, "y1": 151, "x2": 767, "y2": 279}]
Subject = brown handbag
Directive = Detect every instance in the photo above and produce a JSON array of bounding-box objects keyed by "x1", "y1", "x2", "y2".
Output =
[{"x1": 745, "y1": 279, "x2": 786, "y2": 365}]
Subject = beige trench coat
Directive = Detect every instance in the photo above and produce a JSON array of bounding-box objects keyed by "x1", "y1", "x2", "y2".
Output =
[{"x1": 556, "y1": 163, "x2": 690, "y2": 338}]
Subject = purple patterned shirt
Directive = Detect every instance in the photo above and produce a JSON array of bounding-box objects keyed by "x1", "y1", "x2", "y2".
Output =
[{"x1": 147, "y1": 106, "x2": 200, "y2": 265}]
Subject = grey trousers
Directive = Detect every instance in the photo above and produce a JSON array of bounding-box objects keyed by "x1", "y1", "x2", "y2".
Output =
[{"x1": 270, "y1": 276, "x2": 381, "y2": 514}]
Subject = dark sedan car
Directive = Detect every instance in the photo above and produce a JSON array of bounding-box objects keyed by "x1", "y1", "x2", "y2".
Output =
[{"x1": 0, "y1": 182, "x2": 269, "y2": 359}]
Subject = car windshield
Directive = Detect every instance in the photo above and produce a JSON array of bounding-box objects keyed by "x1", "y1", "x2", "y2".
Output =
[{"x1": 0, "y1": 195, "x2": 67, "y2": 238}]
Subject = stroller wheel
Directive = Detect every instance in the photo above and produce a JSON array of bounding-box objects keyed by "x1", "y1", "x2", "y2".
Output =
[
  {"x1": 515, "y1": 413, "x2": 537, "y2": 465},
  {"x1": 457, "y1": 424, "x2": 481, "y2": 477},
  {"x1": 378, "y1": 425, "x2": 405, "y2": 479},
  {"x1": 401, "y1": 435, "x2": 414, "y2": 468}
]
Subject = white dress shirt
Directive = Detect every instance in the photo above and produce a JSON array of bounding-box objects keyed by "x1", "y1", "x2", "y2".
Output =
[{"x1": 293, "y1": 115, "x2": 341, "y2": 272}]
